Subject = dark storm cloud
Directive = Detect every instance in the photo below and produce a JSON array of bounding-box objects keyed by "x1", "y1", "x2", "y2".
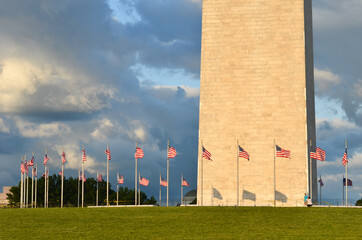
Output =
[{"x1": 0, "y1": 0, "x2": 201, "y2": 201}]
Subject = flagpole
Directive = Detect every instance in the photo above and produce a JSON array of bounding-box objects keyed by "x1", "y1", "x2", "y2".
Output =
[
  {"x1": 35, "y1": 163, "x2": 37, "y2": 208},
  {"x1": 31, "y1": 152, "x2": 34, "y2": 208},
  {"x1": 345, "y1": 140, "x2": 348, "y2": 207},
  {"x1": 309, "y1": 139, "x2": 312, "y2": 201},
  {"x1": 342, "y1": 174, "x2": 344, "y2": 206},
  {"x1": 44, "y1": 150, "x2": 47, "y2": 208},
  {"x1": 237, "y1": 139, "x2": 239, "y2": 206},
  {"x1": 274, "y1": 139, "x2": 276, "y2": 207},
  {"x1": 24, "y1": 161, "x2": 26, "y2": 208},
  {"x1": 77, "y1": 168, "x2": 80, "y2": 208},
  {"x1": 167, "y1": 140, "x2": 169, "y2": 207},
  {"x1": 181, "y1": 173, "x2": 183, "y2": 205},
  {"x1": 20, "y1": 156, "x2": 23, "y2": 208},
  {"x1": 96, "y1": 170, "x2": 99, "y2": 206},
  {"x1": 82, "y1": 145, "x2": 84, "y2": 208},
  {"x1": 201, "y1": 140, "x2": 203, "y2": 206},
  {"x1": 117, "y1": 171, "x2": 119, "y2": 206},
  {"x1": 135, "y1": 142, "x2": 138, "y2": 206},
  {"x1": 138, "y1": 173, "x2": 141, "y2": 205},
  {"x1": 107, "y1": 143, "x2": 109, "y2": 207},
  {"x1": 319, "y1": 175, "x2": 322, "y2": 205},
  {"x1": 159, "y1": 173, "x2": 161, "y2": 206},
  {"x1": 61, "y1": 147, "x2": 64, "y2": 208},
  {"x1": 24, "y1": 154, "x2": 28, "y2": 208},
  {"x1": 47, "y1": 165, "x2": 49, "y2": 208}
]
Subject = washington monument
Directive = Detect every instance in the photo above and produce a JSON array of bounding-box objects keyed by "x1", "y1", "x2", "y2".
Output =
[{"x1": 198, "y1": 0, "x2": 316, "y2": 206}]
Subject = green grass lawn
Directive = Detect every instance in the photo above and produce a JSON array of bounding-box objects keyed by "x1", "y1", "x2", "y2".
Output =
[{"x1": 0, "y1": 207, "x2": 361, "y2": 239}]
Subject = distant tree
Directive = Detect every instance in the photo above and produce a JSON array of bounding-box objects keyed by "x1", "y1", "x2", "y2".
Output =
[
  {"x1": 7, "y1": 176, "x2": 154, "y2": 207},
  {"x1": 356, "y1": 198, "x2": 362, "y2": 206}
]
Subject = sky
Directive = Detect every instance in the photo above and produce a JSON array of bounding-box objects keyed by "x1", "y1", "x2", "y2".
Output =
[{"x1": 0, "y1": 0, "x2": 361, "y2": 205}]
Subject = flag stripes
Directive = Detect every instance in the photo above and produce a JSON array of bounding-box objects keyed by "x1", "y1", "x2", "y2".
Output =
[
  {"x1": 238, "y1": 146, "x2": 250, "y2": 160},
  {"x1": 310, "y1": 147, "x2": 326, "y2": 161},
  {"x1": 160, "y1": 177, "x2": 167, "y2": 187},
  {"x1": 182, "y1": 178, "x2": 189, "y2": 187},
  {"x1": 62, "y1": 152, "x2": 66, "y2": 163},
  {"x1": 135, "y1": 147, "x2": 144, "y2": 159},
  {"x1": 44, "y1": 154, "x2": 49, "y2": 165},
  {"x1": 202, "y1": 147, "x2": 212, "y2": 160},
  {"x1": 117, "y1": 175, "x2": 124, "y2": 184},
  {"x1": 139, "y1": 176, "x2": 149, "y2": 186},
  {"x1": 276, "y1": 145, "x2": 290, "y2": 158},
  {"x1": 168, "y1": 146, "x2": 177, "y2": 158},
  {"x1": 342, "y1": 148, "x2": 348, "y2": 167},
  {"x1": 82, "y1": 149, "x2": 87, "y2": 162},
  {"x1": 105, "y1": 148, "x2": 111, "y2": 161}
]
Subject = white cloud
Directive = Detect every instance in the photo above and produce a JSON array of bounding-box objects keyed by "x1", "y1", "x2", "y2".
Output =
[
  {"x1": 153, "y1": 85, "x2": 199, "y2": 98},
  {"x1": 314, "y1": 68, "x2": 340, "y2": 92},
  {"x1": 317, "y1": 118, "x2": 358, "y2": 131},
  {"x1": 52, "y1": 144, "x2": 104, "y2": 174},
  {"x1": 91, "y1": 118, "x2": 116, "y2": 141},
  {"x1": 0, "y1": 58, "x2": 116, "y2": 113},
  {"x1": 15, "y1": 118, "x2": 71, "y2": 138},
  {"x1": 0, "y1": 118, "x2": 10, "y2": 133}
]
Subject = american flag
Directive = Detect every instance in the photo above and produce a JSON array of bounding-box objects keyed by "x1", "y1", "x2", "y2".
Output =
[
  {"x1": 24, "y1": 160, "x2": 28, "y2": 174},
  {"x1": 81, "y1": 173, "x2": 86, "y2": 182},
  {"x1": 139, "y1": 176, "x2": 149, "y2": 186},
  {"x1": 28, "y1": 156, "x2": 34, "y2": 166},
  {"x1": 105, "y1": 148, "x2": 111, "y2": 161},
  {"x1": 59, "y1": 171, "x2": 63, "y2": 176},
  {"x1": 202, "y1": 147, "x2": 212, "y2": 161},
  {"x1": 168, "y1": 146, "x2": 177, "y2": 158},
  {"x1": 44, "y1": 154, "x2": 49, "y2": 165},
  {"x1": 134, "y1": 147, "x2": 144, "y2": 159},
  {"x1": 118, "y1": 175, "x2": 124, "y2": 184},
  {"x1": 160, "y1": 177, "x2": 167, "y2": 187},
  {"x1": 239, "y1": 146, "x2": 250, "y2": 160},
  {"x1": 42, "y1": 171, "x2": 48, "y2": 178},
  {"x1": 20, "y1": 162, "x2": 26, "y2": 173},
  {"x1": 97, "y1": 174, "x2": 103, "y2": 182},
  {"x1": 62, "y1": 152, "x2": 66, "y2": 163},
  {"x1": 342, "y1": 148, "x2": 348, "y2": 167},
  {"x1": 82, "y1": 149, "x2": 87, "y2": 162},
  {"x1": 276, "y1": 145, "x2": 290, "y2": 158},
  {"x1": 32, "y1": 167, "x2": 37, "y2": 177},
  {"x1": 319, "y1": 178, "x2": 324, "y2": 187},
  {"x1": 182, "y1": 178, "x2": 190, "y2": 187},
  {"x1": 343, "y1": 177, "x2": 352, "y2": 186},
  {"x1": 310, "y1": 147, "x2": 326, "y2": 161}
]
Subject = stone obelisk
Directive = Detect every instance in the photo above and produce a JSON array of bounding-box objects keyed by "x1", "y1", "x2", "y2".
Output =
[{"x1": 198, "y1": 0, "x2": 316, "y2": 206}]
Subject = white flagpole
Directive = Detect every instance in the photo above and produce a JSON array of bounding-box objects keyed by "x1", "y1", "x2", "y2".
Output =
[
  {"x1": 44, "y1": 150, "x2": 47, "y2": 208},
  {"x1": 167, "y1": 140, "x2": 169, "y2": 207},
  {"x1": 20, "y1": 156, "x2": 23, "y2": 208},
  {"x1": 274, "y1": 139, "x2": 276, "y2": 207},
  {"x1": 135, "y1": 142, "x2": 138, "y2": 206},
  {"x1": 201, "y1": 140, "x2": 203, "y2": 206},
  {"x1": 319, "y1": 175, "x2": 322, "y2": 205},
  {"x1": 31, "y1": 153, "x2": 34, "y2": 208},
  {"x1": 107, "y1": 143, "x2": 109, "y2": 207},
  {"x1": 117, "y1": 172, "x2": 119, "y2": 206},
  {"x1": 309, "y1": 139, "x2": 312, "y2": 201},
  {"x1": 35, "y1": 163, "x2": 37, "y2": 208},
  {"x1": 77, "y1": 168, "x2": 80, "y2": 208},
  {"x1": 96, "y1": 170, "x2": 99, "y2": 206},
  {"x1": 47, "y1": 165, "x2": 49, "y2": 208},
  {"x1": 138, "y1": 173, "x2": 141, "y2": 205},
  {"x1": 345, "y1": 140, "x2": 348, "y2": 207},
  {"x1": 237, "y1": 139, "x2": 239, "y2": 206},
  {"x1": 159, "y1": 173, "x2": 161, "y2": 206},
  {"x1": 61, "y1": 147, "x2": 64, "y2": 208},
  {"x1": 82, "y1": 145, "x2": 84, "y2": 208},
  {"x1": 25, "y1": 154, "x2": 29, "y2": 208},
  {"x1": 181, "y1": 173, "x2": 183, "y2": 206}
]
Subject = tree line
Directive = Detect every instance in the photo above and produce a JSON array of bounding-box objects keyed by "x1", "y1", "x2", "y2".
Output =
[{"x1": 7, "y1": 175, "x2": 156, "y2": 207}]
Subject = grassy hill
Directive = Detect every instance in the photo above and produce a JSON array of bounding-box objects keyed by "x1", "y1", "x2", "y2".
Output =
[{"x1": 1, "y1": 206, "x2": 361, "y2": 239}]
